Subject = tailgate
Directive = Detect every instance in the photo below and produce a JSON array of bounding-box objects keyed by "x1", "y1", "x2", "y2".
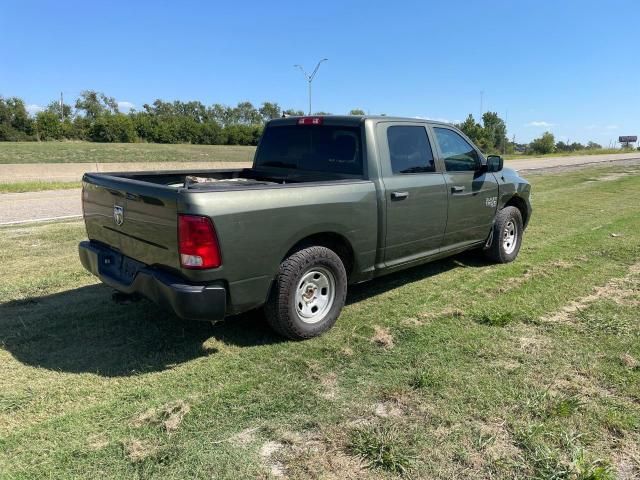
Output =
[{"x1": 82, "y1": 173, "x2": 180, "y2": 269}]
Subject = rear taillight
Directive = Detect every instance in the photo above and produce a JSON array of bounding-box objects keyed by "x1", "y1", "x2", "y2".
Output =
[
  {"x1": 178, "y1": 214, "x2": 221, "y2": 269},
  {"x1": 297, "y1": 116, "x2": 323, "y2": 125}
]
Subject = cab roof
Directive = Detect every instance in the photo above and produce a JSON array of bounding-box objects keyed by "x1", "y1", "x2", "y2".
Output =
[{"x1": 267, "y1": 115, "x2": 454, "y2": 128}]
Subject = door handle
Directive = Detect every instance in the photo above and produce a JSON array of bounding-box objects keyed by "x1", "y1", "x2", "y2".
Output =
[
  {"x1": 391, "y1": 191, "x2": 409, "y2": 200},
  {"x1": 451, "y1": 185, "x2": 465, "y2": 193}
]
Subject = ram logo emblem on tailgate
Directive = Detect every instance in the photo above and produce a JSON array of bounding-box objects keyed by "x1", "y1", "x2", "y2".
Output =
[{"x1": 113, "y1": 205, "x2": 124, "y2": 226}]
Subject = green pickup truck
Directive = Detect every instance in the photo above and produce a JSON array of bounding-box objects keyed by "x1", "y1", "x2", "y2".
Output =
[{"x1": 79, "y1": 116, "x2": 532, "y2": 339}]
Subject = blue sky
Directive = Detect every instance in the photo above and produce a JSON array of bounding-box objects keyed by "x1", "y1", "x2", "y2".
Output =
[{"x1": 1, "y1": 0, "x2": 638, "y2": 145}]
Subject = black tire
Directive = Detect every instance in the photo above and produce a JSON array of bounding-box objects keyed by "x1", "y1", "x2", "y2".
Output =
[
  {"x1": 265, "y1": 246, "x2": 347, "y2": 340},
  {"x1": 484, "y1": 206, "x2": 523, "y2": 263}
]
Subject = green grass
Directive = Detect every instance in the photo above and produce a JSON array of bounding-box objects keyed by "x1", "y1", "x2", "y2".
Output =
[
  {"x1": 0, "y1": 141, "x2": 256, "y2": 164},
  {"x1": 504, "y1": 148, "x2": 634, "y2": 160},
  {"x1": 1, "y1": 164, "x2": 639, "y2": 478},
  {"x1": 0, "y1": 181, "x2": 80, "y2": 193}
]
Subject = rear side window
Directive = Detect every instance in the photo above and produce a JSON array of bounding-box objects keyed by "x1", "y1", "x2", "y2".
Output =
[
  {"x1": 433, "y1": 127, "x2": 480, "y2": 172},
  {"x1": 254, "y1": 125, "x2": 362, "y2": 175},
  {"x1": 387, "y1": 126, "x2": 435, "y2": 174}
]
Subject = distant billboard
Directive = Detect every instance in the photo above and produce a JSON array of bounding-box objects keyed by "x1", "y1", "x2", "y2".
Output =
[{"x1": 619, "y1": 136, "x2": 637, "y2": 143}]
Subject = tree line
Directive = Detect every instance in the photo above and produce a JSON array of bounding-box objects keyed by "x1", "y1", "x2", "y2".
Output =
[
  {"x1": 0, "y1": 91, "x2": 370, "y2": 145},
  {"x1": 454, "y1": 113, "x2": 614, "y2": 155},
  {"x1": 0, "y1": 92, "x2": 622, "y2": 153}
]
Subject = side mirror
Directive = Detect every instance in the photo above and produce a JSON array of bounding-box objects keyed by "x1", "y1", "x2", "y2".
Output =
[{"x1": 486, "y1": 155, "x2": 503, "y2": 172}]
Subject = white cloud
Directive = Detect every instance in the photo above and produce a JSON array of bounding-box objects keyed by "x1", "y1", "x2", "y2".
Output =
[
  {"x1": 26, "y1": 104, "x2": 44, "y2": 115},
  {"x1": 117, "y1": 101, "x2": 135, "y2": 112},
  {"x1": 526, "y1": 121, "x2": 554, "y2": 127},
  {"x1": 605, "y1": 124, "x2": 618, "y2": 130}
]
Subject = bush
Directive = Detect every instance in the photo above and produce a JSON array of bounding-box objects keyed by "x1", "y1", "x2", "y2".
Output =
[
  {"x1": 35, "y1": 111, "x2": 63, "y2": 140},
  {"x1": 90, "y1": 114, "x2": 137, "y2": 143},
  {"x1": 530, "y1": 131, "x2": 556, "y2": 154}
]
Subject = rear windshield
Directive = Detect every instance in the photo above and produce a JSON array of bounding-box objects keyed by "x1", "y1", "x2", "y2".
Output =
[{"x1": 254, "y1": 125, "x2": 363, "y2": 176}]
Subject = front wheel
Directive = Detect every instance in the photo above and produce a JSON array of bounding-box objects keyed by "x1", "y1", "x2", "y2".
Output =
[
  {"x1": 484, "y1": 206, "x2": 524, "y2": 263},
  {"x1": 265, "y1": 246, "x2": 347, "y2": 339}
]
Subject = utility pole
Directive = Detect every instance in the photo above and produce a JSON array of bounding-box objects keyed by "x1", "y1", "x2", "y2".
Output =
[
  {"x1": 60, "y1": 92, "x2": 64, "y2": 121},
  {"x1": 480, "y1": 90, "x2": 484, "y2": 119},
  {"x1": 294, "y1": 58, "x2": 328, "y2": 115}
]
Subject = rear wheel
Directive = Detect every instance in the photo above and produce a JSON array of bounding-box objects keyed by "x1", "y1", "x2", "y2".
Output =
[
  {"x1": 485, "y1": 206, "x2": 523, "y2": 263},
  {"x1": 265, "y1": 246, "x2": 347, "y2": 339}
]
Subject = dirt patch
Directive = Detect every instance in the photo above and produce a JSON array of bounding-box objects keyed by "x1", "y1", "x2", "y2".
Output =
[
  {"x1": 620, "y1": 353, "x2": 639, "y2": 370},
  {"x1": 371, "y1": 326, "x2": 394, "y2": 349},
  {"x1": 260, "y1": 440, "x2": 286, "y2": 478},
  {"x1": 373, "y1": 401, "x2": 404, "y2": 418},
  {"x1": 613, "y1": 441, "x2": 640, "y2": 480},
  {"x1": 271, "y1": 430, "x2": 370, "y2": 480},
  {"x1": 131, "y1": 400, "x2": 190, "y2": 433},
  {"x1": 477, "y1": 421, "x2": 521, "y2": 463},
  {"x1": 124, "y1": 439, "x2": 160, "y2": 463}
]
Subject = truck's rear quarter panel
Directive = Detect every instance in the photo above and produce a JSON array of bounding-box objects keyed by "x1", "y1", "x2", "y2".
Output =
[{"x1": 181, "y1": 181, "x2": 378, "y2": 312}]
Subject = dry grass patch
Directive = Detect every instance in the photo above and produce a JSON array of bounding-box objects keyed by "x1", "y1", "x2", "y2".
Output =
[
  {"x1": 131, "y1": 400, "x2": 190, "y2": 433},
  {"x1": 543, "y1": 262, "x2": 640, "y2": 323},
  {"x1": 620, "y1": 353, "x2": 639, "y2": 370},
  {"x1": 371, "y1": 326, "x2": 394, "y2": 349},
  {"x1": 124, "y1": 438, "x2": 161, "y2": 463},
  {"x1": 259, "y1": 440, "x2": 286, "y2": 478}
]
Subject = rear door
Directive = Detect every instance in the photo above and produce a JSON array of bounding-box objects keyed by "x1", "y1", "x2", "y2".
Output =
[
  {"x1": 376, "y1": 122, "x2": 448, "y2": 267},
  {"x1": 82, "y1": 175, "x2": 180, "y2": 269},
  {"x1": 431, "y1": 126, "x2": 498, "y2": 248}
]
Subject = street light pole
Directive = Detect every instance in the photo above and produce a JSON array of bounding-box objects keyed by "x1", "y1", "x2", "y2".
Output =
[{"x1": 294, "y1": 58, "x2": 328, "y2": 115}]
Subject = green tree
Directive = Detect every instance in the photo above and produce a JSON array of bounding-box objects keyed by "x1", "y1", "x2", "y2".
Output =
[
  {"x1": 90, "y1": 114, "x2": 137, "y2": 142},
  {"x1": 282, "y1": 109, "x2": 305, "y2": 117},
  {"x1": 46, "y1": 101, "x2": 73, "y2": 120},
  {"x1": 349, "y1": 109, "x2": 365, "y2": 115},
  {"x1": 586, "y1": 141, "x2": 602, "y2": 150},
  {"x1": 529, "y1": 131, "x2": 555, "y2": 154},
  {"x1": 35, "y1": 111, "x2": 63, "y2": 140},
  {"x1": 75, "y1": 90, "x2": 119, "y2": 119},
  {"x1": 234, "y1": 101, "x2": 262, "y2": 125},
  {"x1": 457, "y1": 114, "x2": 483, "y2": 145},
  {"x1": 481, "y1": 112, "x2": 507, "y2": 153},
  {"x1": 259, "y1": 102, "x2": 281, "y2": 122}
]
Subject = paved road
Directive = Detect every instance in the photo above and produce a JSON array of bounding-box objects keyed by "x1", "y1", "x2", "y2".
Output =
[
  {"x1": 1, "y1": 154, "x2": 639, "y2": 225},
  {"x1": 0, "y1": 189, "x2": 82, "y2": 225}
]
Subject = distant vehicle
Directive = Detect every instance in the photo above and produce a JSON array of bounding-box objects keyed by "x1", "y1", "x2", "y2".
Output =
[{"x1": 79, "y1": 116, "x2": 532, "y2": 339}]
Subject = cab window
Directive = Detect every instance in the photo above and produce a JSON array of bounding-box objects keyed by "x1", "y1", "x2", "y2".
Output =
[
  {"x1": 433, "y1": 127, "x2": 480, "y2": 172},
  {"x1": 387, "y1": 126, "x2": 436, "y2": 174}
]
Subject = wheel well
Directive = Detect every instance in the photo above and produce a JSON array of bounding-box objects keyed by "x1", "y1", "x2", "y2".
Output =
[
  {"x1": 285, "y1": 233, "x2": 355, "y2": 279},
  {"x1": 504, "y1": 196, "x2": 528, "y2": 227}
]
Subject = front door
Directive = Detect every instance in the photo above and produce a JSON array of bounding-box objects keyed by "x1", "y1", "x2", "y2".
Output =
[
  {"x1": 431, "y1": 126, "x2": 499, "y2": 249},
  {"x1": 377, "y1": 123, "x2": 448, "y2": 267}
]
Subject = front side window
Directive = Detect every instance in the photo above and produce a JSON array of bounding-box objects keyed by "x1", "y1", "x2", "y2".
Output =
[
  {"x1": 387, "y1": 126, "x2": 435, "y2": 174},
  {"x1": 434, "y1": 127, "x2": 480, "y2": 172}
]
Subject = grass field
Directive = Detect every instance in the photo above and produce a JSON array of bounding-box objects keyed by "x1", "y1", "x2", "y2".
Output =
[
  {"x1": 0, "y1": 142, "x2": 256, "y2": 164},
  {"x1": 0, "y1": 141, "x2": 637, "y2": 166},
  {"x1": 0, "y1": 181, "x2": 80, "y2": 193},
  {"x1": 1, "y1": 164, "x2": 639, "y2": 479}
]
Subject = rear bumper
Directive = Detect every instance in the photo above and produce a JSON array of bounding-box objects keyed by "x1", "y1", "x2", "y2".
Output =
[{"x1": 78, "y1": 241, "x2": 226, "y2": 321}]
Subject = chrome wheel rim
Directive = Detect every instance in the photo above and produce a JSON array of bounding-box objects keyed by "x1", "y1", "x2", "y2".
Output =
[
  {"x1": 295, "y1": 267, "x2": 336, "y2": 324},
  {"x1": 503, "y1": 220, "x2": 518, "y2": 255}
]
